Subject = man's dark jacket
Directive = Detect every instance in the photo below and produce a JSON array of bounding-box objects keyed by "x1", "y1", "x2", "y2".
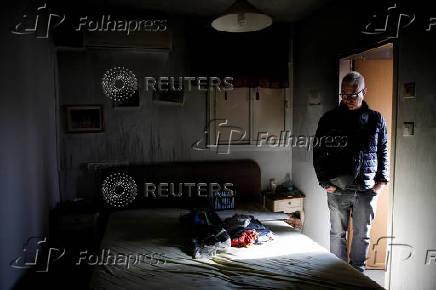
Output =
[{"x1": 313, "y1": 101, "x2": 389, "y2": 190}]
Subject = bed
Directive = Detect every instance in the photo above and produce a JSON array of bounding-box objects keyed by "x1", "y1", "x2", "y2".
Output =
[
  {"x1": 90, "y1": 207, "x2": 381, "y2": 289},
  {"x1": 90, "y1": 161, "x2": 381, "y2": 289}
]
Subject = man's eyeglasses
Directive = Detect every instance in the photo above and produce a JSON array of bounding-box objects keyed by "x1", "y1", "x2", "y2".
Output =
[{"x1": 339, "y1": 88, "x2": 365, "y2": 100}]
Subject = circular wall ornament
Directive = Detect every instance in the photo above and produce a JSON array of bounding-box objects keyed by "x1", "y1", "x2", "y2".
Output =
[
  {"x1": 101, "y1": 66, "x2": 138, "y2": 103},
  {"x1": 102, "y1": 172, "x2": 138, "y2": 208}
]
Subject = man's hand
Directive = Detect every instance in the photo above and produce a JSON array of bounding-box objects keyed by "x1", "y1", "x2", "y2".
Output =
[
  {"x1": 371, "y1": 182, "x2": 387, "y2": 195},
  {"x1": 326, "y1": 185, "x2": 337, "y2": 193}
]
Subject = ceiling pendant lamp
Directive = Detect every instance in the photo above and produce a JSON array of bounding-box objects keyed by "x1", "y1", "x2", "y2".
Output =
[{"x1": 211, "y1": 0, "x2": 272, "y2": 32}]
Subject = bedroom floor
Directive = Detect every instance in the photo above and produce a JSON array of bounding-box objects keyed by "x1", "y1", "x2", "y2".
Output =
[{"x1": 364, "y1": 270, "x2": 385, "y2": 288}]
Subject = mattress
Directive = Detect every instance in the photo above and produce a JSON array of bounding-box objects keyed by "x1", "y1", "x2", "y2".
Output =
[{"x1": 90, "y1": 208, "x2": 381, "y2": 289}]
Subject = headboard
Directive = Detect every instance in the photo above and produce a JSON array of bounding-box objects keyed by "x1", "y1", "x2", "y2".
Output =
[{"x1": 100, "y1": 160, "x2": 261, "y2": 209}]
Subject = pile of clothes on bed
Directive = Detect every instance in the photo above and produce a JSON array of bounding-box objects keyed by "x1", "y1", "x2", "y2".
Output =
[
  {"x1": 223, "y1": 214, "x2": 276, "y2": 247},
  {"x1": 180, "y1": 210, "x2": 276, "y2": 259}
]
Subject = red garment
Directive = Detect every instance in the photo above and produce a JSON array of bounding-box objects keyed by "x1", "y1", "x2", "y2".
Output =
[{"x1": 231, "y1": 230, "x2": 258, "y2": 248}]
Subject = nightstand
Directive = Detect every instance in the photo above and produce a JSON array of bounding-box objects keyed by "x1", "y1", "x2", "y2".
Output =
[
  {"x1": 51, "y1": 202, "x2": 100, "y2": 252},
  {"x1": 49, "y1": 201, "x2": 100, "y2": 289},
  {"x1": 263, "y1": 191, "x2": 305, "y2": 229}
]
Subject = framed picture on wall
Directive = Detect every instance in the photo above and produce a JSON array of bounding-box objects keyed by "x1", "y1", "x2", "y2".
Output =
[
  {"x1": 65, "y1": 105, "x2": 104, "y2": 133},
  {"x1": 402, "y1": 82, "x2": 416, "y2": 99}
]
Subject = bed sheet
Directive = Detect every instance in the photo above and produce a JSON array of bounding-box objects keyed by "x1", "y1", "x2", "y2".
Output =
[{"x1": 90, "y1": 208, "x2": 381, "y2": 290}]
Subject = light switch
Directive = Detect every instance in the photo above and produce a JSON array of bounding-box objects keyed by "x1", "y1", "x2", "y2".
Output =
[{"x1": 403, "y1": 122, "x2": 415, "y2": 136}]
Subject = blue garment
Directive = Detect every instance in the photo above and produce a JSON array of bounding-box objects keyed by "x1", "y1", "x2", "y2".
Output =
[
  {"x1": 327, "y1": 188, "x2": 378, "y2": 272},
  {"x1": 313, "y1": 101, "x2": 389, "y2": 191},
  {"x1": 180, "y1": 209, "x2": 230, "y2": 259},
  {"x1": 180, "y1": 209, "x2": 222, "y2": 227}
]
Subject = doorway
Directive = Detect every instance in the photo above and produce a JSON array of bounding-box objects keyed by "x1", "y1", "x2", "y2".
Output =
[{"x1": 339, "y1": 43, "x2": 395, "y2": 288}]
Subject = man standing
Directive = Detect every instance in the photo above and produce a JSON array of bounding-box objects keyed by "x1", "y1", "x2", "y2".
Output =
[{"x1": 313, "y1": 71, "x2": 389, "y2": 272}]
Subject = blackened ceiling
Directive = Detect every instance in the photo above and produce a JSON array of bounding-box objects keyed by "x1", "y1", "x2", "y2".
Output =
[{"x1": 54, "y1": 0, "x2": 335, "y2": 22}]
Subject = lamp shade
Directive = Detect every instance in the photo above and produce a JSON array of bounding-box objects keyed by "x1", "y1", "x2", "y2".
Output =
[{"x1": 211, "y1": 0, "x2": 272, "y2": 32}]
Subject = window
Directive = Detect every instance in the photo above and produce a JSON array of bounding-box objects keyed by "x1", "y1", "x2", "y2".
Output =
[{"x1": 207, "y1": 87, "x2": 289, "y2": 148}]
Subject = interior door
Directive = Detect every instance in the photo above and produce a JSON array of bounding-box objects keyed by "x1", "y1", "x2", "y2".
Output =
[
  {"x1": 339, "y1": 54, "x2": 393, "y2": 269},
  {"x1": 354, "y1": 58, "x2": 393, "y2": 269}
]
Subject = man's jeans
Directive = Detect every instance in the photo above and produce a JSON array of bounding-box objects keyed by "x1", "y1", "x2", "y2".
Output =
[{"x1": 327, "y1": 188, "x2": 378, "y2": 272}]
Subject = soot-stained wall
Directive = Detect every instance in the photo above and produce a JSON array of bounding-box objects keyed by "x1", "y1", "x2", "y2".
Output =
[
  {"x1": 293, "y1": 1, "x2": 436, "y2": 288},
  {"x1": 56, "y1": 20, "x2": 292, "y2": 202},
  {"x1": 0, "y1": 3, "x2": 60, "y2": 289}
]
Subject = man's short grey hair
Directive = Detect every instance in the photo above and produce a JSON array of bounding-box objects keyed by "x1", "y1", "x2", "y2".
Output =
[{"x1": 342, "y1": 71, "x2": 365, "y2": 90}]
